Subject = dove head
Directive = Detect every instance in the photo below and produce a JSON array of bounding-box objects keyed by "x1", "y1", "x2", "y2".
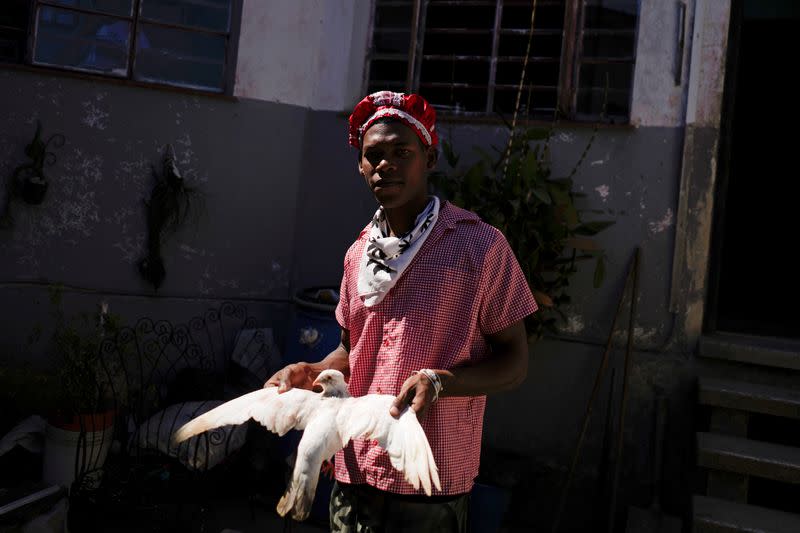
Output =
[{"x1": 312, "y1": 369, "x2": 349, "y2": 398}]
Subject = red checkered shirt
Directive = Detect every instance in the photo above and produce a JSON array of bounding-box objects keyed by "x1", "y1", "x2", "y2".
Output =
[{"x1": 333, "y1": 201, "x2": 538, "y2": 495}]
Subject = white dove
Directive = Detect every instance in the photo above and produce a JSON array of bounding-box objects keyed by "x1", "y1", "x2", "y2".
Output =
[{"x1": 171, "y1": 369, "x2": 441, "y2": 521}]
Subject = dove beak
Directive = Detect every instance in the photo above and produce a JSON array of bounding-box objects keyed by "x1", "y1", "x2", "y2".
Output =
[{"x1": 311, "y1": 377, "x2": 323, "y2": 392}]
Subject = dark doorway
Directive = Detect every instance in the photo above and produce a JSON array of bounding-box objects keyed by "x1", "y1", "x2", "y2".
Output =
[{"x1": 709, "y1": 0, "x2": 800, "y2": 339}]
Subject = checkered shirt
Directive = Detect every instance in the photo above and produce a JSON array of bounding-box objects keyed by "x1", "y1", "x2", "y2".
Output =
[{"x1": 333, "y1": 201, "x2": 538, "y2": 495}]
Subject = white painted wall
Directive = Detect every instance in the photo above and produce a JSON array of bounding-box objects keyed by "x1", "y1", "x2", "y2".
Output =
[
  {"x1": 685, "y1": 0, "x2": 732, "y2": 127},
  {"x1": 630, "y1": 0, "x2": 695, "y2": 127},
  {"x1": 234, "y1": 0, "x2": 371, "y2": 111}
]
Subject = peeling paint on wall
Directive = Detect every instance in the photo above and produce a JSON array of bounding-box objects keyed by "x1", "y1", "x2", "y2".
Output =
[
  {"x1": 81, "y1": 97, "x2": 109, "y2": 130},
  {"x1": 561, "y1": 314, "x2": 586, "y2": 334},
  {"x1": 557, "y1": 132, "x2": 575, "y2": 144},
  {"x1": 648, "y1": 208, "x2": 675, "y2": 235}
]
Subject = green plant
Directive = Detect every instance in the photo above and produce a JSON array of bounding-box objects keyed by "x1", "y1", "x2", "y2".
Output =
[
  {"x1": 430, "y1": 125, "x2": 614, "y2": 339},
  {"x1": 48, "y1": 287, "x2": 123, "y2": 416},
  {"x1": 0, "y1": 120, "x2": 65, "y2": 228}
]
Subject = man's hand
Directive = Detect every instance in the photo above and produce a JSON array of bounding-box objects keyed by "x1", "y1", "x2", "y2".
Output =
[
  {"x1": 389, "y1": 372, "x2": 438, "y2": 420},
  {"x1": 265, "y1": 362, "x2": 319, "y2": 393},
  {"x1": 264, "y1": 329, "x2": 351, "y2": 394}
]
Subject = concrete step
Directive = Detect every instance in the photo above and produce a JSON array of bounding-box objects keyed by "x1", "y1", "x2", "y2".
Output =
[
  {"x1": 698, "y1": 335, "x2": 800, "y2": 371},
  {"x1": 697, "y1": 432, "x2": 800, "y2": 483},
  {"x1": 699, "y1": 377, "x2": 800, "y2": 419},
  {"x1": 693, "y1": 494, "x2": 800, "y2": 533}
]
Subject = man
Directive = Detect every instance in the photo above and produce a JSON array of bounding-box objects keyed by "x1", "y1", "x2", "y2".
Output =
[{"x1": 267, "y1": 91, "x2": 537, "y2": 531}]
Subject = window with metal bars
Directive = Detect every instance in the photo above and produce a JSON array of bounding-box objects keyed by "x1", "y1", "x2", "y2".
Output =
[
  {"x1": 0, "y1": 0, "x2": 241, "y2": 94},
  {"x1": 365, "y1": 0, "x2": 639, "y2": 121}
]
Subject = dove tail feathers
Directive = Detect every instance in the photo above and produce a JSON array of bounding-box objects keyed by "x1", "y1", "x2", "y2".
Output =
[{"x1": 277, "y1": 469, "x2": 317, "y2": 521}]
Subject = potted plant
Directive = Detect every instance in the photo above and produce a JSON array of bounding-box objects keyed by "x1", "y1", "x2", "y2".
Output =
[
  {"x1": 1, "y1": 121, "x2": 65, "y2": 228},
  {"x1": 430, "y1": 123, "x2": 613, "y2": 340},
  {"x1": 41, "y1": 289, "x2": 123, "y2": 492}
]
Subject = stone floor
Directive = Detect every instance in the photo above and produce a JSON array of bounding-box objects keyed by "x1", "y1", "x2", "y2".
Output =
[{"x1": 3, "y1": 495, "x2": 331, "y2": 532}]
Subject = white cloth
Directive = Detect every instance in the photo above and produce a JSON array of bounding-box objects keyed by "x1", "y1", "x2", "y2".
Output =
[{"x1": 357, "y1": 196, "x2": 440, "y2": 307}]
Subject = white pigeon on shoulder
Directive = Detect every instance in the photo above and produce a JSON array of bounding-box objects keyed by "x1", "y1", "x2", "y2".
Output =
[{"x1": 171, "y1": 369, "x2": 441, "y2": 521}]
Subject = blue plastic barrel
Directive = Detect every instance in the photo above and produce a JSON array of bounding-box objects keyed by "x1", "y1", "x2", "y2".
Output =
[{"x1": 283, "y1": 286, "x2": 341, "y2": 364}]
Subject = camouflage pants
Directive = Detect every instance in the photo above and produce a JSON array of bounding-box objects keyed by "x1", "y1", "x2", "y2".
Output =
[{"x1": 329, "y1": 481, "x2": 469, "y2": 533}]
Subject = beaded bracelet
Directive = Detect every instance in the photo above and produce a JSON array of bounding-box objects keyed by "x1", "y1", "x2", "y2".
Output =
[{"x1": 413, "y1": 368, "x2": 443, "y2": 402}]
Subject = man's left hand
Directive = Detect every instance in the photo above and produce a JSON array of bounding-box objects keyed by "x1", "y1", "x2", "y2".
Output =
[{"x1": 390, "y1": 372, "x2": 437, "y2": 420}]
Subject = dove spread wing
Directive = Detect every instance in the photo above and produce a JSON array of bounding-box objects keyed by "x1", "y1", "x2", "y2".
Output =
[
  {"x1": 171, "y1": 387, "x2": 322, "y2": 444},
  {"x1": 336, "y1": 395, "x2": 442, "y2": 496},
  {"x1": 172, "y1": 384, "x2": 442, "y2": 521}
]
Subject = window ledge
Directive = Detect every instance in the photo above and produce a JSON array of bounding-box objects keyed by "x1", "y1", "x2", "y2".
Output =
[
  {"x1": 0, "y1": 62, "x2": 238, "y2": 102},
  {"x1": 436, "y1": 111, "x2": 636, "y2": 130},
  {"x1": 331, "y1": 107, "x2": 635, "y2": 130}
]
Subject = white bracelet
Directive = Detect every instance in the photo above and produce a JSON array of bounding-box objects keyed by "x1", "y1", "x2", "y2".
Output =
[{"x1": 414, "y1": 369, "x2": 443, "y2": 402}]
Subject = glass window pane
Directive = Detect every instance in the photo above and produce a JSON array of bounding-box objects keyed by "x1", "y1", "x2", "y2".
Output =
[
  {"x1": 133, "y1": 23, "x2": 226, "y2": 91},
  {"x1": 426, "y1": 4, "x2": 496, "y2": 31},
  {"x1": 423, "y1": 31, "x2": 493, "y2": 56},
  {"x1": 44, "y1": 0, "x2": 134, "y2": 17},
  {"x1": 498, "y1": 33, "x2": 562, "y2": 58},
  {"x1": 578, "y1": 62, "x2": 633, "y2": 91},
  {"x1": 372, "y1": 30, "x2": 410, "y2": 55},
  {"x1": 583, "y1": 1, "x2": 638, "y2": 30},
  {"x1": 496, "y1": 60, "x2": 559, "y2": 87},
  {"x1": 367, "y1": 81, "x2": 406, "y2": 95},
  {"x1": 374, "y1": 5, "x2": 414, "y2": 28},
  {"x1": 420, "y1": 85, "x2": 487, "y2": 113},
  {"x1": 33, "y1": 6, "x2": 130, "y2": 75},
  {"x1": 0, "y1": 28, "x2": 27, "y2": 63},
  {"x1": 0, "y1": 0, "x2": 31, "y2": 28},
  {"x1": 582, "y1": 33, "x2": 635, "y2": 58},
  {"x1": 576, "y1": 87, "x2": 630, "y2": 117},
  {"x1": 0, "y1": 0, "x2": 30, "y2": 63},
  {"x1": 502, "y1": 4, "x2": 565, "y2": 30},
  {"x1": 368, "y1": 58, "x2": 408, "y2": 84},
  {"x1": 140, "y1": 0, "x2": 232, "y2": 33},
  {"x1": 421, "y1": 58, "x2": 489, "y2": 85},
  {"x1": 493, "y1": 86, "x2": 558, "y2": 118}
]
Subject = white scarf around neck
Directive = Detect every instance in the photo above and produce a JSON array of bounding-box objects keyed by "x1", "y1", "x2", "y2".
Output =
[{"x1": 357, "y1": 196, "x2": 440, "y2": 307}]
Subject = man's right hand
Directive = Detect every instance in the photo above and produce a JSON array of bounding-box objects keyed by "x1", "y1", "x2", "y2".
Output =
[{"x1": 265, "y1": 362, "x2": 319, "y2": 393}]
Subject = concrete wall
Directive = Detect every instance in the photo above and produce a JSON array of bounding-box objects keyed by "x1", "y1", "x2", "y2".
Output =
[{"x1": 0, "y1": 68, "x2": 307, "y2": 360}]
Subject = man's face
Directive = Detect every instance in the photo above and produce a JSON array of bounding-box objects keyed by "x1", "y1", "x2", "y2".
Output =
[{"x1": 358, "y1": 122, "x2": 436, "y2": 210}]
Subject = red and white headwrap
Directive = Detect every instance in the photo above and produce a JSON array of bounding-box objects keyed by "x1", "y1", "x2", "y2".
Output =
[{"x1": 348, "y1": 91, "x2": 438, "y2": 149}]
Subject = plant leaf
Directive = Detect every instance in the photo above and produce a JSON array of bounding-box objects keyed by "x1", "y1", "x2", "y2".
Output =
[
  {"x1": 566, "y1": 237, "x2": 602, "y2": 251},
  {"x1": 464, "y1": 161, "x2": 485, "y2": 197},
  {"x1": 564, "y1": 205, "x2": 579, "y2": 227},
  {"x1": 531, "y1": 187, "x2": 551, "y2": 204},
  {"x1": 522, "y1": 150, "x2": 539, "y2": 181},
  {"x1": 593, "y1": 254, "x2": 606, "y2": 288},
  {"x1": 532, "y1": 290, "x2": 554, "y2": 307},
  {"x1": 548, "y1": 184, "x2": 571, "y2": 206},
  {"x1": 442, "y1": 139, "x2": 460, "y2": 168},
  {"x1": 574, "y1": 220, "x2": 615, "y2": 236},
  {"x1": 526, "y1": 128, "x2": 550, "y2": 141}
]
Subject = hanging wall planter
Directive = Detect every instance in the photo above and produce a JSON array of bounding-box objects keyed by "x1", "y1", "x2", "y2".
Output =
[
  {"x1": 138, "y1": 144, "x2": 203, "y2": 290},
  {"x1": 1, "y1": 120, "x2": 65, "y2": 227}
]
